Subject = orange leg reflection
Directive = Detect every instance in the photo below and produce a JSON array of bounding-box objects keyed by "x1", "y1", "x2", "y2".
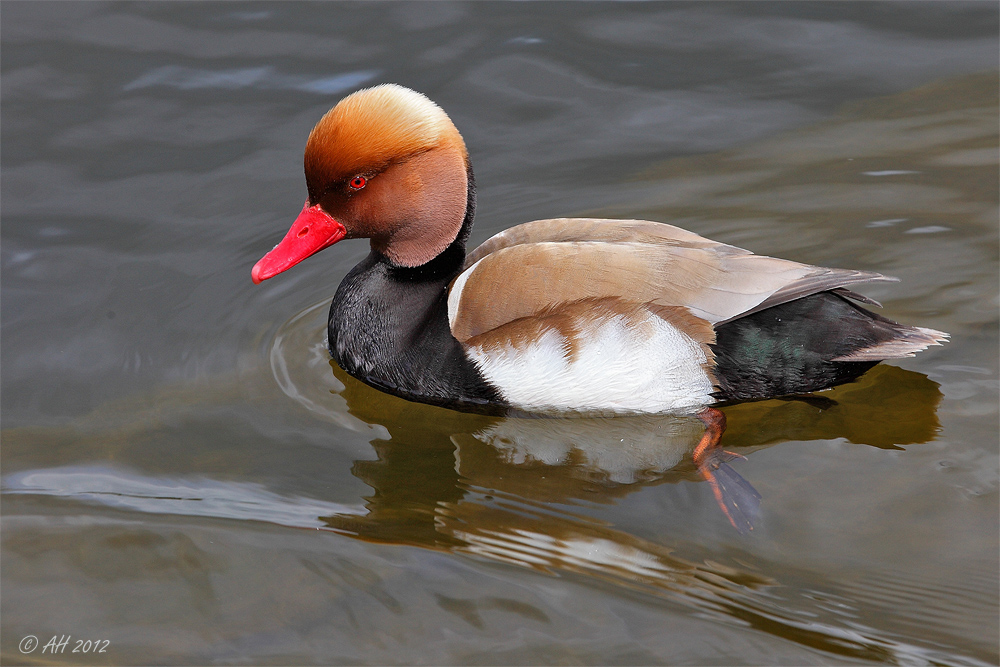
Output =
[{"x1": 694, "y1": 407, "x2": 761, "y2": 534}]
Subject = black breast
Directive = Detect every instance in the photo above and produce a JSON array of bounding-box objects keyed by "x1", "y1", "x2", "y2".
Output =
[{"x1": 328, "y1": 245, "x2": 506, "y2": 413}]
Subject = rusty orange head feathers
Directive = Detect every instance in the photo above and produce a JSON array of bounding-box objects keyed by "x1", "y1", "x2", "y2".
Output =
[
  {"x1": 252, "y1": 84, "x2": 473, "y2": 281},
  {"x1": 304, "y1": 84, "x2": 468, "y2": 203}
]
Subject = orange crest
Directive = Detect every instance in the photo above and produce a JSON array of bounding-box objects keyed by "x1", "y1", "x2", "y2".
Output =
[{"x1": 304, "y1": 84, "x2": 467, "y2": 202}]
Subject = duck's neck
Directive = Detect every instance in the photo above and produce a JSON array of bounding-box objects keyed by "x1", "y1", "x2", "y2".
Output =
[{"x1": 328, "y1": 165, "x2": 504, "y2": 411}]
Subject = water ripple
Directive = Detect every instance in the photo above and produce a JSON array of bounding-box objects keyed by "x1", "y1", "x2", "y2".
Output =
[
  {"x1": 3, "y1": 465, "x2": 365, "y2": 528},
  {"x1": 124, "y1": 65, "x2": 379, "y2": 94}
]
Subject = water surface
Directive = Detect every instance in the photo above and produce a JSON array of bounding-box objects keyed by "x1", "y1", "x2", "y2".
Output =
[{"x1": 2, "y1": 3, "x2": 998, "y2": 665}]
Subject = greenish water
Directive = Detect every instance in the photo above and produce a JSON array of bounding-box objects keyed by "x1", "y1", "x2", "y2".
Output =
[{"x1": 2, "y1": 3, "x2": 997, "y2": 665}]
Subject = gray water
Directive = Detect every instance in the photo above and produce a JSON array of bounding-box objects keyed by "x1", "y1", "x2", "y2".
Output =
[{"x1": 2, "y1": 2, "x2": 998, "y2": 665}]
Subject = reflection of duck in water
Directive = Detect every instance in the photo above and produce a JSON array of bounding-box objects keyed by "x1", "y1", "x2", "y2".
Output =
[
  {"x1": 319, "y1": 361, "x2": 941, "y2": 537},
  {"x1": 253, "y1": 84, "x2": 946, "y2": 528}
]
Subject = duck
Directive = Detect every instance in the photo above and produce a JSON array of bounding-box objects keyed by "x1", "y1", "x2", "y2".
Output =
[{"x1": 251, "y1": 84, "x2": 946, "y2": 518}]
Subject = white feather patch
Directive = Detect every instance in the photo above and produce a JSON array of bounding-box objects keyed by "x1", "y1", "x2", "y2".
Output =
[
  {"x1": 465, "y1": 310, "x2": 714, "y2": 415},
  {"x1": 447, "y1": 257, "x2": 482, "y2": 328}
]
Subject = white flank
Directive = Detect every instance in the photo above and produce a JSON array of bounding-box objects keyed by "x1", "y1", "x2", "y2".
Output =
[{"x1": 465, "y1": 310, "x2": 714, "y2": 415}]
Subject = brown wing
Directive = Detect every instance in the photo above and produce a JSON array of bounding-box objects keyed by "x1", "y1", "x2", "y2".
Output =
[
  {"x1": 449, "y1": 218, "x2": 894, "y2": 343},
  {"x1": 463, "y1": 217, "x2": 749, "y2": 268}
]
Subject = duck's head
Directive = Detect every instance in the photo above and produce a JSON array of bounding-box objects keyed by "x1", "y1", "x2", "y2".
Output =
[{"x1": 252, "y1": 84, "x2": 470, "y2": 283}]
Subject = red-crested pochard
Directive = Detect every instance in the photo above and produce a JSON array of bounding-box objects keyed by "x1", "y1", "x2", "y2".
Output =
[{"x1": 252, "y1": 84, "x2": 946, "y2": 525}]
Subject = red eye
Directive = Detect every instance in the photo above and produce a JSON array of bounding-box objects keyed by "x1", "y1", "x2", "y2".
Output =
[{"x1": 349, "y1": 176, "x2": 367, "y2": 190}]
